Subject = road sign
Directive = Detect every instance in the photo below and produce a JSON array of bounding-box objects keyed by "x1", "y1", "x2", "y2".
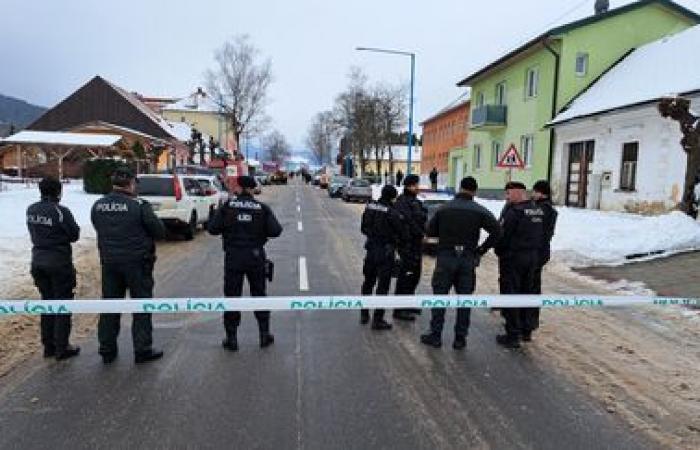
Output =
[{"x1": 497, "y1": 144, "x2": 525, "y2": 169}]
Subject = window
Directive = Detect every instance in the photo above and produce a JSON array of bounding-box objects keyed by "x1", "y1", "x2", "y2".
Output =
[
  {"x1": 525, "y1": 67, "x2": 539, "y2": 98},
  {"x1": 495, "y1": 82, "x2": 507, "y2": 105},
  {"x1": 476, "y1": 92, "x2": 485, "y2": 107},
  {"x1": 620, "y1": 142, "x2": 638, "y2": 191},
  {"x1": 474, "y1": 144, "x2": 482, "y2": 169},
  {"x1": 491, "y1": 141, "x2": 502, "y2": 167},
  {"x1": 521, "y1": 135, "x2": 534, "y2": 168},
  {"x1": 575, "y1": 53, "x2": 589, "y2": 77}
]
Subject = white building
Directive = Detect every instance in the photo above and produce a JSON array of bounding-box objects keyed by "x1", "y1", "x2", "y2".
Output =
[{"x1": 549, "y1": 25, "x2": 700, "y2": 213}]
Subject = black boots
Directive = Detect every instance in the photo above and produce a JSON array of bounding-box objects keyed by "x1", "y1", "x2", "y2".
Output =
[
  {"x1": 222, "y1": 335, "x2": 239, "y2": 352},
  {"x1": 55, "y1": 345, "x2": 81, "y2": 361},
  {"x1": 496, "y1": 334, "x2": 521, "y2": 349},
  {"x1": 258, "y1": 321, "x2": 275, "y2": 348},
  {"x1": 134, "y1": 348, "x2": 164, "y2": 364},
  {"x1": 393, "y1": 310, "x2": 416, "y2": 322},
  {"x1": 452, "y1": 336, "x2": 467, "y2": 350},
  {"x1": 360, "y1": 310, "x2": 370, "y2": 325},
  {"x1": 420, "y1": 332, "x2": 442, "y2": 348},
  {"x1": 371, "y1": 319, "x2": 393, "y2": 331}
]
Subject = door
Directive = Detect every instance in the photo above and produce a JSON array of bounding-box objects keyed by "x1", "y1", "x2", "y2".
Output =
[
  {"x1": 454, "y1": 157, "x2": 464, "y2": 188},
  {"x1": 566, "y1": 141, "x2": 595, "y2": 208}
]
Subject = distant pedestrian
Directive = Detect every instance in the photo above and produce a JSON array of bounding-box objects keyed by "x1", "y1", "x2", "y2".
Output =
[
  {"x1": 691, "y1": 174, "x2": 700, "y2": 220},
  {"x1": 91, "y1": 168, "x2": 166, "y2": 364},
  {"x1": 495, "y1": 182, "x2": 545, "y2": 349},
  {"x1": 26, "y1": 177, "x2": 81, "y2": 361},
  {"x1": 208, "y1": 176, "x2": 283, "y2": 351},
  {"x1": 420, "y1": 177, "x2": 501, "y2": 349},
  {"x1": 359, "y1": 185, "x2": 407, "y2": 330},
  {"x1": 395, "y1": 169, "x2": 404, "y2": 188},
  {"x1": 429, "y1": 167, "x2": 439, "y2": 191}
]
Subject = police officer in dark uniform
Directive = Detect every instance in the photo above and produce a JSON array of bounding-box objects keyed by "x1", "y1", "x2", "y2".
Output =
[
  {"x1": 91, "y1": 168, "x2": 166, "y2": 364},
  {"x1": 360, "y1": 185, "x2": 406, "y2": 330},
  {"x1": 527, "y1": 180, "x2": 558, "y2": 341},
  {"x1": 393, "y1": 174, "x2": 427, "y2": 321},
  {"x1": 26, "y1": 177, "x2": 81, "y2": 360},
  {"x1": 208, "y1": 175, "x2": 282, "y2": 351},
  {"x1": 420, "y1": 177, "x2": 501, "y2": 349},
  {"x1": 495, "y1": 182, "x2": 544, "y2": 348}
]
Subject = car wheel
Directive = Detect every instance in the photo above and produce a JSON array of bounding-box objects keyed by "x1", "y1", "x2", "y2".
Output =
[
  {"x1": 184, "y1": 211, "x2": 196, "y2": 240},
  {"x1": 203, "y1": 206, "x2": 214, "y2": 230}
]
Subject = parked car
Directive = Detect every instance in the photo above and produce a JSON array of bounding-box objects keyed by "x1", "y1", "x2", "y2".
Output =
[
  {"x1": 137, "y1": 174, "x2": 211, "y2": 240},
  {"x1": 342, "y1": 179, "x2": 372, "y2": 203},
  {"x1": 319, "y1": 173, "x2": 330, "y2": 189},
  {"x1": 255, "y1": 172, "x2": 271, "y2": 186},
  {"x1": 269, "y1": 170, "x2": 288, "y2": 185},
  {"x1": 328, "y1": 175, "x2": 350, "y2": 198},
  {"x1": 184, "y1": 175, "x2": 229, "y2": 214},
  {"x1": 417, "y1": 190, "x2": 454, "y2": 253}
]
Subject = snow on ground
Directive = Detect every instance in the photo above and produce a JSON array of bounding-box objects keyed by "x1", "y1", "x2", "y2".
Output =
[
  {"x1": 0, "y1": 181, "x2": 99, "y2": 297},
  {"x1": 371, "y1": 184, "x2": 700, "y2": 268}
]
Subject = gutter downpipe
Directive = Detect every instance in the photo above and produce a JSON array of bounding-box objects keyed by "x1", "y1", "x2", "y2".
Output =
[{"x1": 543, "y1": 41, "x2": 560, "y2": 183}]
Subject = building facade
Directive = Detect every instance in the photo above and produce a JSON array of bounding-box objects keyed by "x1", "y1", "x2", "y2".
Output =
[
  {"x1": 421, "y1": 99, "x2": 470, "y2": 189},
  {"x1": 457, "y1": 0, "x2": 698, "y2": 196},
  {"x1": 358, "y1": 145, "x2": 422, "y2": 179}
]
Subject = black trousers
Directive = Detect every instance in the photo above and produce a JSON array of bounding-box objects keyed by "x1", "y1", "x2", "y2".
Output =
[
  {"x1": 429, "y1": 250, "x2": 475, "y2": 337},
  {"x1": 361, "y1": 244, "x2": 395, "y2": 321},
  {"x1": 499, "y1": 252, "x2": 538, "y2": 338},
  {"x1": 223, "y1": 248, "x2": 269, "y2": 335},
  {"x1": 98, "y1": 261, "x2": 155, "y2": 355},
  {"x1": 31, "y1": 264, "x2": 76, "y2": 353},
  {"x1": 395, "y1": 244, "x2": 422, "y2": 315}
]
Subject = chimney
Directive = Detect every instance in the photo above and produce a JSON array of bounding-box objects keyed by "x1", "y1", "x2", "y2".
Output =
[{"x1": 595, "y1": 0, "x2": 609, "y2": 15}]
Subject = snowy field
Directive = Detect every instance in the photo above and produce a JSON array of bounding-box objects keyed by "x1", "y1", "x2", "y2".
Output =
[
  {"x1": 371, "y1": 185, "x2": 700, "y2": 267},
  {"x1": 0, "y1": 181, "x2": 99, "y2": 297}
]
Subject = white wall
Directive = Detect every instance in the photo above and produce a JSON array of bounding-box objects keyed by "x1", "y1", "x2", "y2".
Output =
[{"x1": 551, "y1": 101, "x2": 695, "y2": 213}]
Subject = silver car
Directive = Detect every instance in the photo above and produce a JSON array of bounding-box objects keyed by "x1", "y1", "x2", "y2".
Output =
[{"x1": 342, "y1": 179, "x2": 372, "y2": 203}]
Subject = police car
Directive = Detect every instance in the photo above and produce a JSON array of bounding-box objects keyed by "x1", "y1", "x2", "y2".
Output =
[
  {"x1": 418, "y1": 189, "x2": 454, "y2": 253},
  {"x1": 137, "y1": 174, "x2": 212, "y2": 240}
]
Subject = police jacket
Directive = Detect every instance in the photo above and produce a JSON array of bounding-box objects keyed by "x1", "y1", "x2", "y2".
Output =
[
  {"x1": 26, "y1": 197, "x2": 80, "y2": 267},
  {"x1": 426, "y1": 193, "x2": 501, "y2": 254},
  {"x1": 361, "y1": 199, "x2": 407, "y2": 249},
  {"x1": 207, "y1": 193, "x2": 282, "y2": 251},
  {"x1": 536, "y1": 198, "x2": 558, "y2": 260},
  {"x1": 495, "y1": 200, "x2": 545, "y2": 256},
  {"x1": 91, "y1": 190, "x2": 166, "y2": 264},
  {"x1": 394, "y1": 192, "x2": 427, "y2": 245}
]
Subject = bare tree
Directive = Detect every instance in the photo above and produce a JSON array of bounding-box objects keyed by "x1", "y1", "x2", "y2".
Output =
[
  {"x1": 306, "y1": 111, "x2": 337, "y2": 165},
  {"x1": 659, "y1": 96, "x2": 700, "y2": 216},
  {"x1": 206, "y1": 35, "x2": 273, "y2": 153},
  {"x1": 263, "y1": 130, "x2": 291, "y2": 163}
]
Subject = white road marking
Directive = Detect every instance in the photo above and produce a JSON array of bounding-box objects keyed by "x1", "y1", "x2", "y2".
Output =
[
  {"x1": 297, "y1": 221, "x2": 303, "y2": 232},
  {"x1": 299, "y1": 257, "x2": 309, "y2": 291},
  {"x1": 297, "y1": 205, "x2": 301, "y2": 213}
]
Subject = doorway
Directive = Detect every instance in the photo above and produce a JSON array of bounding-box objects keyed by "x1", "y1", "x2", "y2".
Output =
[{"x1": 566, "y1": 140, "x2": 595, "y2": 207}]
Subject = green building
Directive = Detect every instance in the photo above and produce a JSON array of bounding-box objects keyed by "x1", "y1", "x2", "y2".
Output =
[{"x1": 455, "y1": 0, "x2": 699, "y2": 196}]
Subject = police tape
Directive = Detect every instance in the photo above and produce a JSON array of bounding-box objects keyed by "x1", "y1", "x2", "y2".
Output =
[{"x1": 0, "y1": 295, "x2": 697, "y2": 315}]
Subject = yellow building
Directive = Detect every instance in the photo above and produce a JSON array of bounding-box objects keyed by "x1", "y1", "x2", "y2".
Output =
[
  {"x1": 358, "y1": 145, "x2": 422, "y2": 177},
  {"x1": 162, "y1": 88, "x2": 234, "y2": 150}
]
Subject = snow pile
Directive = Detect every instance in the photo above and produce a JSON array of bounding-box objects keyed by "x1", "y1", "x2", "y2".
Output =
[
  {"x1": 478, "y1": 198, "x2": 700, "y2": 267},
  {"x1": 0, "y1": 182, "x2": 99, "y2": 297}
]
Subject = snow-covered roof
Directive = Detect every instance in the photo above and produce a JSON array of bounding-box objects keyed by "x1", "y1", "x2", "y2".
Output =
[
  {"x1": 550, "y1": 25, "x2": 700, "y2": 126},
  {"x1": 0, "y1": 131, "x2": 121, "y2": 147},
  {"x1": 160, "y1": 120, "x2": 211, "y2": 144},
  {"x1": 163, "y1": 90, "x2": 220, "y2": 113}
]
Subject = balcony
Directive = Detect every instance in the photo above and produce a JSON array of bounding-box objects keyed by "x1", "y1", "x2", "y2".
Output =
[{"x1": 471, "y1": 105, "x2": 507, "y2": 129}]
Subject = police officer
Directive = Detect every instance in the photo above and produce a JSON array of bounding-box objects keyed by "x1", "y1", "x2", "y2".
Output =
[
  {"x1": 91, "y1": 168, "x2": 166, "y2": 364},
  {"x1": 393, "y1": 174, "x2": 427, "y2": 321},
  {"x1": 495, "y1": 182, "x2": 544, "y2": 349},
  {"x1": 420, "y1": 177, "x2": 501, "y2": 349},
  {"x1": 360, "y1": 185, "x2": 406, "y2": 330},
  {"x1": 26, "y1": 177, "x2": 81, "y2": 360},
  {"x1": 208, "y1": 175, "x2": 282, "y2": 351},
  {"x1": 528, "y1": 180, "x2": 558, "y2": 341}
]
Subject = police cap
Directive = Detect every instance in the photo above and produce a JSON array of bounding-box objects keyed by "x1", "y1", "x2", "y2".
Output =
[
  {"x1": 504, "y1": 181, "x2": 526, "y2": 191},
  {"x1": 532, "y1": 180, "x2": 551, "y2": 197},
  {"x1": 239, "y1": 175, "x2": 257, "y2": 189}
]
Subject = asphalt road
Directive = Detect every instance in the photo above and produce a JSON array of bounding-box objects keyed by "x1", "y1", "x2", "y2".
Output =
[{"x1": 0, "y1": 184, "x2": 650, "y2": 450}]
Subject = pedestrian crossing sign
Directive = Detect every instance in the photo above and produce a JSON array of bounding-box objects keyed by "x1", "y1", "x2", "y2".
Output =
[{"x1": 497, "y1": 144, "x2": 525, "y2": 169}]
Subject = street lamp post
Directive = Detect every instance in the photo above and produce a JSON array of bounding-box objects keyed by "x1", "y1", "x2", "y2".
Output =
[{"x1": 356, "y1": 46, "x2": 416, "y2": 176}]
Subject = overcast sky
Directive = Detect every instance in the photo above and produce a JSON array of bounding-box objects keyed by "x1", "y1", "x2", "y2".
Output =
[{"x1": 3, "y1": 0, "x2": 699, "y2": 150}]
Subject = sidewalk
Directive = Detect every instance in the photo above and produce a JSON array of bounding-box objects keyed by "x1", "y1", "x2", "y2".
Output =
[{"x1": 578, "y1": 251, "x2": 700, "y2": 298}]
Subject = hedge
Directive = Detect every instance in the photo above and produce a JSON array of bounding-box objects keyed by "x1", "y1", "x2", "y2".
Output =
[{"x1": 83, "y1": 159, "x2": 131, "y2": 194}]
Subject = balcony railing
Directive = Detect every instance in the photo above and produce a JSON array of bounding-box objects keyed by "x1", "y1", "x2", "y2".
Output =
[{"x1": 471, "y1": 105, "x2": 507, "y2": 128}]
